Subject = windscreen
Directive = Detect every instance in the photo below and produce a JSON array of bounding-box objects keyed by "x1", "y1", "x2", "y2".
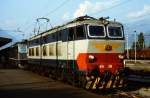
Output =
[
  {"x1": 108, "y1": 26, "x2": 123, "y2": 38},
  {"x1": 88, "y1": 25, "x2": 105, "y2": 37}
]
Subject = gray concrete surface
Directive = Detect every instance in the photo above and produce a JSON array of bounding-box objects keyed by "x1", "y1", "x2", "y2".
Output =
[
  {"x1": 0, "y1": 69, "x2": 105, "y2": 98},
  {"x1": 124, "y1": 60, "x2": 150, "y2": 97},
  {"x1": 138, "y1": 88, "x2": 150, "y2": 97},
  {"x1": 0, "y1": 69, "x2": 148, "y2": 98},
  {"x1": 125, "y1": 60, "x2": 150, "y2": 71}
]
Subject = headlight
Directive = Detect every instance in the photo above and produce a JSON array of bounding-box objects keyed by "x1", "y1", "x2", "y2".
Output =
[
  {"x1": 108, "y1": 64, "x2": 112, "y2": 68},
  {"x1": 89, "y1": 55, "x2": 94, "y2": 59},
  {"x1": 118, "y1": 54, "x2": 124, "y2": 59},
  {"x1": 88, "y1": 55, "x2": 96, "y2": 63},
  {"x1": 99, "y1": 65, "x2": 104, "y2": 68}
]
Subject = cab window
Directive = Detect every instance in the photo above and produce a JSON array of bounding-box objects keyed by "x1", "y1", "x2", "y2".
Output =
[
  {"x1": 68, "y1": 27, "x2": 75, "y2": 41},
  {"x1": 108, "y1": 26, "x2": 123, "y2": 38},
  {"x1": 75, "y1": 25, "x2": 86, "y2": 40},
  {"x1": 88, "y1": 25, "x2": 105, "y2": 37}
]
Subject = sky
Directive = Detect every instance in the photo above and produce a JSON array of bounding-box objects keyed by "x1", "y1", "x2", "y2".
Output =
[{"x1": 0, "y1": 0, "x2": 150, "y2": 40}]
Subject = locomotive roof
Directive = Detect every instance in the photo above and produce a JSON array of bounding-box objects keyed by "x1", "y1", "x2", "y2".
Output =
[{"x1": 29, "y1": 16, "x2": 123, "y2": 41}]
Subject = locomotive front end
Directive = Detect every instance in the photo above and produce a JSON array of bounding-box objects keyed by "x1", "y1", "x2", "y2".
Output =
[{"x1": 76, "y1": 19, "x2": 125, "y2": 90}]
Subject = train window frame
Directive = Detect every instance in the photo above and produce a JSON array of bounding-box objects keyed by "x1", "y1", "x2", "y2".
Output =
[
  {"x1": 31, "y1": 48, "x2": 34, "y2": 56},
  {"x1": 35, "y1": 39, "x2": 39, "y2": 43},
  {"x1": 35, "y1": 47, "x2": 39, "y2": 56},
  {"x1": 107, "y1": 25, "x2": 123, "y2": 39},
  {"x1": 56, "y1": 42, "x2": 62, "y2": 56},
  {"x1": 52, "y1": 33, "x2": 56, "y2": 40},
  {"x1": 87, "y1": 25, "x2": 106, "y2": 38},
  {"x1": 42, "y1": 45, "x2": 47, "y2": 56},
  {"x1": 62, "y1": 29, "x2": 68, "y2": 42},
  {"x1": 29, "y1": 48, "x2": 32, "y2": 56},
  {"x1": 49, "y1": 44, "x2": 54, "y2": 56},
  {"x1": 75, "y1": 25, "x2": 86, "y2": 40},
  {"x1": 43, "y1": 36, "x2": 47, "y2": 43},
  {"x1": 68, "y1": 27, "x2": 75, "y2": 41},
  {"x1": 58, "y1": 31, "x2": 62, "y2": 40}
]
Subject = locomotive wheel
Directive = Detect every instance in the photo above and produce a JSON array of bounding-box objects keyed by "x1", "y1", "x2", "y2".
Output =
[
  {"x1": 44, "y1": 67, "x2": 50, "y2": 77},
  {"x1": 50, "y1": 68, "x2": 58, "y2": 80},
  {"x1": 39, "y1": 67, "x2": 45, "y2": 76},
  {"x1": 76, "y1": 73, "x2": 87, "y2": 88},
  {"x1": 80, "y1": 76, "x2": 87, "y2": 88},
  {"x1": 109, "y1": 75, "x2": 116, "y2": 89},
  {"x1": 32, "y1": 65, "x2": 37, "y2": 73},
  {"x1": 58, "y1": 68, "x2": 65, "y2": 81}
]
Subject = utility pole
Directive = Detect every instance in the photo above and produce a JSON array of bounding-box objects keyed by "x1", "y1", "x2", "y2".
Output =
[
  {"x1": 126, "y1": 34, "x2": 129, "y2": 59},
  {"x1": 134, "y1": 30, "x2": 137, "y2": 63}
]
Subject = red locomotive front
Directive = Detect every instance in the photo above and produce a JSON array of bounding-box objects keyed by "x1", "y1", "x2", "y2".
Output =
[{"x1": 74, "y1": 18, "x2": 125, "y2": 89}]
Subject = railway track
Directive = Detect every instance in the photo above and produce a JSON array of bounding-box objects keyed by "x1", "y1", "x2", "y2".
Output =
[
  {"x1": 126, "y1": 74, "x2": 150, "y2": 83},
  {"x1": 125, "y1": 60, "x2": 150, "y2": 71}
]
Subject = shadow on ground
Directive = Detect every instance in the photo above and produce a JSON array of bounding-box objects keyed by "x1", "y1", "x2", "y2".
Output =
[{"x1": 0, "y1": 89, "x2": 89, "y2": 98}]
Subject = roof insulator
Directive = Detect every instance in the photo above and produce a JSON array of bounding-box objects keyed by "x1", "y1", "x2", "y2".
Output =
[
  {"x1": 99, "y1": 16, "x2": 109, "y2": 21},
  {"x1": 75, "y1": 15, "x2": 97, "y2": 21}
]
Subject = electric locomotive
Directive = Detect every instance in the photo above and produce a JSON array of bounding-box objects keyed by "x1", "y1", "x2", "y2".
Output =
[{"x1": 27, "y1": 15, "x2": 125, "y2": 90}]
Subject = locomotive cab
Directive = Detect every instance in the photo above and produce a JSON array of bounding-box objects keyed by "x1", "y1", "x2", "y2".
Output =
[{"x1": 76, "y1": 20, "x2": 125, "y2": 76}]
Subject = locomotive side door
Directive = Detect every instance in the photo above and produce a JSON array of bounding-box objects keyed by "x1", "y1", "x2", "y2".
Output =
[{"x1": 67, "y1": 27, "x2": 75, "y2": 71}]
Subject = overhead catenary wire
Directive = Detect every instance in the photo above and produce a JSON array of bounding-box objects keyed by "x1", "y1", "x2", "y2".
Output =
[
  {"x1": 90, "y1": 0, "x2": 131, "y2": 16},
  {"x1": 124, "y1": 12, "x2": 150, "y2": 24},
  {"x1": 19, "y1": 0, "x2": 71, "y2": 38},
  {"x1": 34, "y1": 0, "x2": 72, "y2": 33},
  {"x1": 12, "y1": 0, "x2": 131, "y2": 33},
  {"x1": 87, "y1": 0, "x2": 136, "y2": 24},
  {"x1": 43, "y1": 0, "x2": 70, "y2": 17},
  {"x1": 7, "y1": 0, "x2": 150, "y2": 39}
]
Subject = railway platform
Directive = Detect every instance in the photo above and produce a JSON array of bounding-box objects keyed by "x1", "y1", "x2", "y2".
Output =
[
  {"x1": 0, "y1": 68, "x2": 149, "y2": 98},
  {"x1": 0, "y1": 69, "x2": 105, "y2": 98},
  {"x1": 125, "y1": 60, "x2": 150, "y2": 71},
  {"x1": 125, "y1": 60, "x2": 150, "y2": 83}
]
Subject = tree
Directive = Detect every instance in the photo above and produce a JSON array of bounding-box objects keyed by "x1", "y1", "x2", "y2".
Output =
[
  {"x1": 131, "y1": 42, "x2": 135, "y2": 49},
  {"x1": 131, "y1": 32, "x2": 145, "y2": 50},
  {"x1": 148, "y1": 44, "x2": 150, "y2": 48},
  {"x1": 137, "y1": 32, "x2": 145, "y2": 49}
]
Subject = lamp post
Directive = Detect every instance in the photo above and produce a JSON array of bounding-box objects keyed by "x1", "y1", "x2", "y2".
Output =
[
  {"x1": 126, "y1": 34, "x2": 129, "y2": 59},
  {"x1": 134, "y1": 30, "x2": 137, "y2": 63}
]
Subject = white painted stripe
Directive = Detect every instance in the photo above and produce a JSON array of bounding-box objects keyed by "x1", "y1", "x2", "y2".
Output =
[{"x1": 28, "y1": 39, "x2": 125, "y2": 60}]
